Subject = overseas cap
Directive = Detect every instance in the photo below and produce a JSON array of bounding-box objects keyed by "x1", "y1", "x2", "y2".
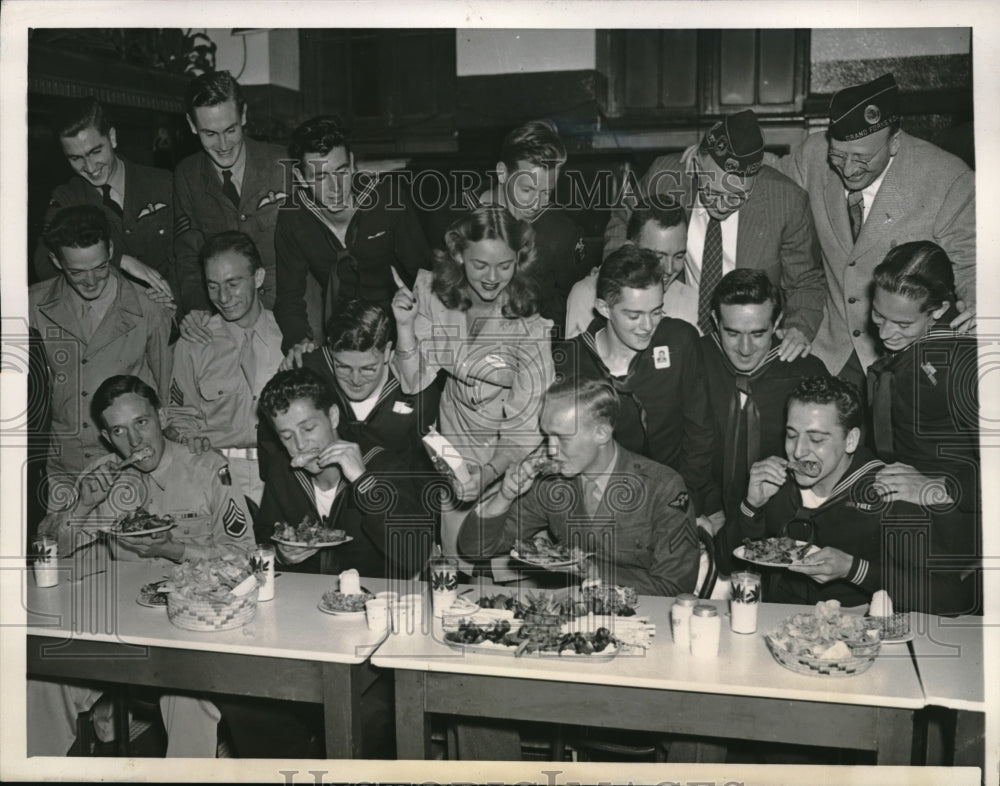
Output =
[
  {"x1": 702, "y1": 109, "x2": 765, "y2": 176},
  {"x1": 829, "y1": 73, "x2": 900, "y2": 141}
]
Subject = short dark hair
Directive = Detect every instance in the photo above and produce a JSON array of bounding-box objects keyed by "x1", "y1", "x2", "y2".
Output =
[
  {"x1": 289, "y1": 115, "x2": 351, "y2": 165},
  {"x1": 92, "y1": 375, "x2": 160, "y2": 431},
  {"x1": 873, "y1": 240, "x2": 956, "y2": 313},
  {"x1": 185, "y1": 70, "x2": 245, "y2": 119},
  {"x1": 260, "y1": 367, "x2": 336, "y2": 421},
  {"x1": 199, "y1": 231, "x2": 262, "y2": 272},
  {"x1": 545, "y1": 376, "x2": 620, "y2": 429},
  {"x1": 596, "y1": 244, "x2": 663, "y2": 307},
  {"x1": 433, "y1": 205, "x2": 542, "y2": 319},
  {"x1": 626, "y1": 202, "x2": 687, "y2": 243},
  {"x1": 711, "y1": 268, "x2": 782, "y2": 324},
  {"x1": 789, "y1": 375, "x2": 862, "y2": 434},
  {"x1": 500, "y1": 119, "x2": 567, "y2": 172},
  {"x1": 43, "y1": 205, "x2": 111, "y2": 262},
  {"x1": 327, "y1": 300, "x2": 395, "y2": 354},
  {"x1": 54, "y1": 96, "x2": 112, "y2": 139}
]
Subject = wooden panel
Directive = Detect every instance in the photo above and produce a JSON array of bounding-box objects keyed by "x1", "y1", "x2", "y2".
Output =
[
  {"x1": 719, "y1": 30, "x2": 757, "y2": 106},
  {"x1": 420, "y1": 672, "x2": 905, "y2": 754},
  {"x1": 759, "y1": 29, "x2": 797, "y2": 104},
  {"x1": 659, "y1": 30, "x2": 698, "y2": 108},
  {"x1": 624, "y1": 30, "x2": 660, "y2": 109}
]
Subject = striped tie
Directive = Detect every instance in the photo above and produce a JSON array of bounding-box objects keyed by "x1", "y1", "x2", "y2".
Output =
[{"x1": 698, "y1": 218, "x2": 723, "y2": 334}]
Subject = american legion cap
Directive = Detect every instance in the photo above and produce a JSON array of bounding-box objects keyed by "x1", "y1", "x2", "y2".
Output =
[
  {"x1": 829, "y1": 73, "x2": 900, "y2": 142},
  {"x1": 702, "y1": 109, "x2": 765, "y2": 176}
]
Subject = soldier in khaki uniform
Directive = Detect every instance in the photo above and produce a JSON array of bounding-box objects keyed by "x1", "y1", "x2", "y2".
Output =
[
  {"x1": 29, "y1": 205, "x2": 173, "y2": 509},
  {"x1": 31, "y1": 375, "x2": 254, "y2": 758}
]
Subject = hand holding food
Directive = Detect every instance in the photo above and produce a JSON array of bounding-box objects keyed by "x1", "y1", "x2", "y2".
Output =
[
  {"x1": 746, "y1": 456, "x2": 790, "y2": 507},
  {"x1": 314, "y1": 440, "x2": 367, "y2": 483},
  {"x1": 787, "y1": 546, "x2": 854, "y2": 584}
]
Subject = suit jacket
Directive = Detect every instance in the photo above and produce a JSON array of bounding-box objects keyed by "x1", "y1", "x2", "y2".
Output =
[
  {"x1": 173, "y1": 138, "x2": 290, "y2": 314},
  {"x1": 34, "y1": 158, "x2": 175, "y2": 291},
  {"x1": 28, "y1": 273, "x2": 174, "y2": 491},
  {"x1": 778, "y1": 131, "x2": 976, "y2": 373},
  {"x1": 458, "y1": 447, "x2": 700, "y2": 597},
  {"x1": 603, "y1": 154, "x2": 825, "y2": 339}
]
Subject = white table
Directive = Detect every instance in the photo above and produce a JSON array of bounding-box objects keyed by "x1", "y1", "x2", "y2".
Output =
[
  {"x1": 372, "y1": 589, "x2": 927, "y2": 763},
  {"x1": 25, "y1": 558, "x2": 392, "y2": 757},
  {"x1": 909, "y1": 613, "x2": 985, "y2": 768}
]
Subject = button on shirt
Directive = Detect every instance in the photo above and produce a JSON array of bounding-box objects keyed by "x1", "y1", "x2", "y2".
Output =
[{"x1": 165, "y1": 309, "x2": 285, "y2": 449}]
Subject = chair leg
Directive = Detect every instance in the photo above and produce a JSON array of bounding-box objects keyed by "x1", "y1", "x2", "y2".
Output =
[{"x1": 113, "y1": 686, "x2": 130, "y2": 757}]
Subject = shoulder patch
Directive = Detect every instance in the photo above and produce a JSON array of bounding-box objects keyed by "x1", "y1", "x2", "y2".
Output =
[
  {"x1": 223, "y1": 498, "x2": 247, "y2": 537},
  {"x1": 174, "y1": 214, "x2": 192, "y2": 236},
  {"x1": 669, "y1": 491, "x2": 690, "y2": 512},
  {"x1": 218, "y1": 465, "x2": 232, "y2": 486},
  {"x1": 169, "y1": 379, "x2": 184, "y2": 406}
]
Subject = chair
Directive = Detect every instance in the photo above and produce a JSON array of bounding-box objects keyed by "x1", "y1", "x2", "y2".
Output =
[{"x1": 695, "y1": 525, "x2": 719, "y2": 599}]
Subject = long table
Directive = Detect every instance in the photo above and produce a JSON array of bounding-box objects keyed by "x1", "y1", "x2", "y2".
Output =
[
  {"x1": 25, "y1": 559, "x2": 390, "y2": 757},
  {"x1": 909, "y1": 613, "x2": 986, "y2": 768},
  {"x1": 373, "y1": 591, "x2": 928, "y2": 764}
]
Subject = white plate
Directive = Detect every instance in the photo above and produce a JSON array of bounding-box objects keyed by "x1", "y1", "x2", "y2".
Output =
[
  {"x1": 443, "y1": 636, "x2": 620, "y2": 660},
  {"x1": 510, "y1": 550, "x2": 592, "y2": 570},
  {"x1": 136, "y1": 581, "x2": 169, "y2": 609},
  {"x1": 273, "y1": 534, "x2": 353, "y2": 548},
  {"x1": 112, "y1": 522, "x2": 176, "y2": 538},
  {"x1": 317, "y1": 602, "x2": 367, "y2": 618},
  {"x1": 733, "y1": 541, "x2": 820, "y2": 568}
]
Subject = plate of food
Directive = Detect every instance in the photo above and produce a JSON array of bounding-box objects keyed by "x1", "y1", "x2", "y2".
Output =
[
  {"x1": 442, "y1": 618, "x2": 621, "y2": 660},
  {"x1": 109, "y1": 507, "x2": 176, "y2": 537},
  {"x1": 136, "y1": 579, "x2": 169, "y2": 608},
  {"x1": 510, "y1": 538, "x2": 592, "y2": 569},
  {"x1": 318, "y1": 587, "x2": 374, "y2": 617},
  {"x1": 733, "y1": 536, "x2": 820, "y2": 568},
  {"x1": 765, "y1": 599, "x2": 882, "y2": 677},
  {"x1": 272, "y1": 517, "x2": 352, "y2": 548}
]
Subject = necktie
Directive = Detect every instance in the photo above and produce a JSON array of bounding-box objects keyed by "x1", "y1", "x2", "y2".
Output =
[
  {"x1": 239, "y1": 331, "x2": 256, "y2": 391},
  {"x1": 221, "y1": 169, "x2": 240, "y2": 208},
  {"x1": 81, "y1": 303, "x2": 98, "y2": 343},
  {"x1": 867, "y1": 362, "x2": 896, "y2": 461},
  {"x1": 101, "y1": 184, "x2": 123, "y2": 218},
  {"x1": 582, "y1": 477, "x2": 602, "y2": 518},
  {"x1": 847, "y1": 190, "x2": 865, "y2": 243},
  {"x1": 698, "y1": 218, "x2": 723, "y2": 334},
  {"x1": 724, "y1": 374, "x2": 761, "y2": 500}
]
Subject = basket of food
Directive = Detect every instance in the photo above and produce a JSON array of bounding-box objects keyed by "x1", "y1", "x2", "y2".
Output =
[
  {"x1": 163, "y1": 554, "x2": 261, "y2": 632},
  {"x1": 765, "y1": 599, "x2": 882, "y2": 677}
]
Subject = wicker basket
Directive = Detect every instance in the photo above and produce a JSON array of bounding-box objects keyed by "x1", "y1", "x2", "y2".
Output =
[
  {"x1": 866, "y1": 612, "x2": 911, "y2": 640},
  {"x1": 167, "y1": 585, "x2": 260, "y2": 631},
  {"x1": 765, "y1": 634, "x2": 881, "y2": 677}
]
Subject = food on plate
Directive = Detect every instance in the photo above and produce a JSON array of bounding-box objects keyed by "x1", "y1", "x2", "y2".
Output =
[
  {"x1": 320, "y1": 588, "x2": 374, "y2": 613},
  {"x1": 866, "y1": 590, "x2": 910, "y2": 639},
  {"x1": 112, "y1": 506, "x2": 174, "y2": 534},
  {"x1": 477, "y1": 585, "x2": 638, "y2": 620},
  {"x1": 512, "y1": 538, "x2": 587, "y2": 565},
  {"x1": 767, "y1": 599, "x2": 880, "y2": 660},
  {"x1": 290, "y1": 449, "x2": 322, "y2": 469},
  {"x1": 161, "y1": 555, "x2": 259, "y2": 603},
  {"x1": 272, "y1": 516, "x2": 346, "y2": 545},
  {"x1": 444, "y1": 618, "x2": 620, "y2": 657},
  {"x1": 138, "y1": 579, "x2": 168, "y2": 606},
  {"x1": 787, "y1": 459, "x2": 822, "y2": 478},
  {"x1": 739, "y1": 536, "x2": 811, "y2": 564}
]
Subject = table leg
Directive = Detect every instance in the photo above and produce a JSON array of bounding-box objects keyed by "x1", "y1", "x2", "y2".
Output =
[
  {"x1": 395, "y1": 670, "x2": 431, "y2": 760},
  {"x1": 952, "y1": 710, "x2": 985, "y2": 769},
  {"x1": 321, "y1": 662, "x2": 365, "y2": 758},
  {"x1": 875, "y1": 707, "x2": 916, "y2": 765}
]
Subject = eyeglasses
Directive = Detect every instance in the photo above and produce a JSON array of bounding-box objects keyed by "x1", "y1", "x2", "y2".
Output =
[
  {"x1": 63, "y1": 259, "x2": 111, "y2": 280},
  {"x1": 332, "y1": 363, "x2": 382, "y2": 380},
  {"x1": 827, "y1": 137, "x2": 891, "y2": 171}
]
